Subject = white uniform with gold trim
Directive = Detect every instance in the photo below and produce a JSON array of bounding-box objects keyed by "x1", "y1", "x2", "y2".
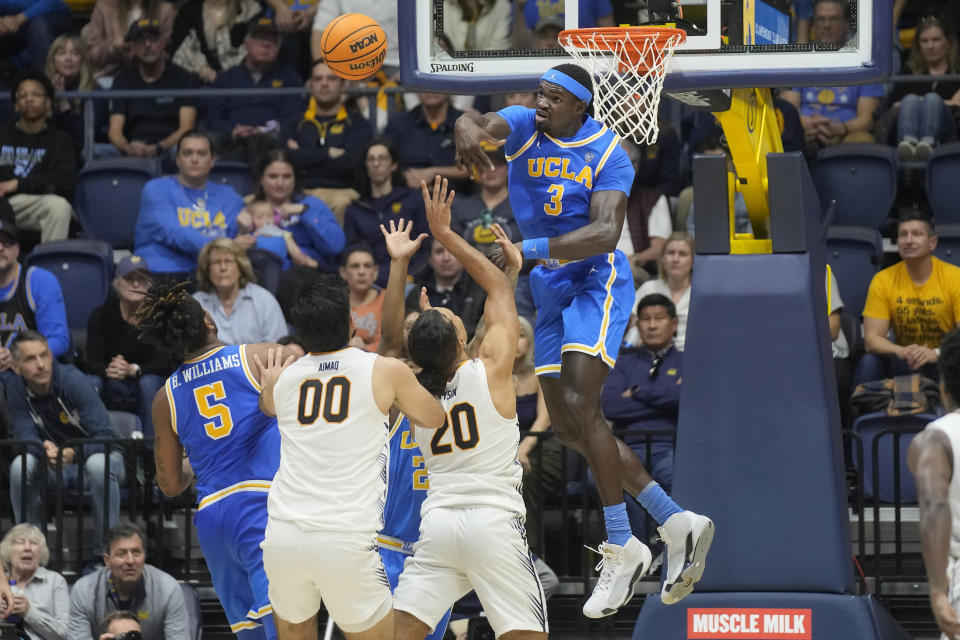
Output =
[
  {"x1": 261, "y1": 346, "x2": 392, "y2": 630},
  {"x1": 923, "y1": 411, "x2": 960, "y2": 634},
  {"x1": 394, "y1": 359, "x2": 548, "y2": 636}
]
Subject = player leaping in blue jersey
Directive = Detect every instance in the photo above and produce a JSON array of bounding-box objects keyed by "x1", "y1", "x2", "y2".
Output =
[{"x1": 454, "y1": 63, "x2": 714, "y2": 617}]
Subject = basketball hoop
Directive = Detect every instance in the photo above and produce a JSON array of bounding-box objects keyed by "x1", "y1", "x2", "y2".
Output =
[{"x1": 558, "y1": 27, "x2": 686, "y2": 144}]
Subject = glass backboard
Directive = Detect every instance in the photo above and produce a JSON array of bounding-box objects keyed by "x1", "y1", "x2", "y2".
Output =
[{"x1": 398, "y1": 0, "x2": 892, "y2": 93}]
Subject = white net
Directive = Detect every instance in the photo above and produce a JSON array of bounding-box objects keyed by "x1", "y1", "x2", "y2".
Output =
[{"x1": 559, "y1": 28, "x2": 686, "y2": 144}]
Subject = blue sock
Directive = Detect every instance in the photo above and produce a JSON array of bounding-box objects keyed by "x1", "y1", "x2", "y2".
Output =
[
  {"x1": 602, "y1": 503, "x2": 632, "y2": 546},
  {"x1": 637, "y1": 481, "x2": 683, "y2": 525}
]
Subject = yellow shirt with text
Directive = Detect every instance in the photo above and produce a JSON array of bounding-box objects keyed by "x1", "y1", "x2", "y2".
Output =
[{"x1": 863, "y1": 257, "x2": 960, "y2": 348}]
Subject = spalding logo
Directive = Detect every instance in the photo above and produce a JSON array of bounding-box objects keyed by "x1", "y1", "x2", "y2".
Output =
[
  {"x1": 350, "y1": 49, "x2": 386, "y2": 71},
  {"x1": 349, "y1": 33, "x2": 379, "y2": 54}
]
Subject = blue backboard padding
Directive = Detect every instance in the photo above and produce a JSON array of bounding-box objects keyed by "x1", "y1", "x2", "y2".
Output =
[
  {"x1": 673, "y1": 250, "x2": 852, "y2": 593},
  {"x1": 633, "y1": 593, "x2": 912, "y2": 640}
]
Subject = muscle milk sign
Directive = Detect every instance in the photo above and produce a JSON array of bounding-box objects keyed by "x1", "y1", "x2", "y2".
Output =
[{"x1": 687, "y1": 608, "x2": 812, "y2": 639}]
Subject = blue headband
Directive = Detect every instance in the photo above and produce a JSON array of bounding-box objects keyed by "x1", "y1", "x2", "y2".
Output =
[{"x1": 540, "y1": 69, "x2": 592, "y2": 103}]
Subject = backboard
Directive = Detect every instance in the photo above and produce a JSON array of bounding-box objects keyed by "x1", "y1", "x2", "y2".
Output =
[{"x1": 398, "y1": 0, "x2": 892, "y2": 93}]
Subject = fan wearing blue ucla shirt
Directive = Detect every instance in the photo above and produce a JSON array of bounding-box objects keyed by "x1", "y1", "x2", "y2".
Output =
[{"x1": 453, "y1": 63, "x2": 714, "y2": 618}]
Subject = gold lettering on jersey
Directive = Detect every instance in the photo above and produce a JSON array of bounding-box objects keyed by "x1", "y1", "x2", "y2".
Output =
[
  {"x1": 544, "y1": 157, "x2": 561, "y2": 177},
  {"x1": 177, "y1": 207, "x2": 227, "y2": 230},
  {"x1": 526, "y1": 157, "x2": 593, "y2": 188}
]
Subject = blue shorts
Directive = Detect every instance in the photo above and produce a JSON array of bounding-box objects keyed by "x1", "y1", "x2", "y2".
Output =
[
  {"x1": 195, "y1": 491, "x2": 275, "y2": 639},
  {"x1": 529, "y1": 251, "x2": 634, "y2": 377},
  {"x1": 379, "y1": 545, "x2": 451, "y2": 640}
]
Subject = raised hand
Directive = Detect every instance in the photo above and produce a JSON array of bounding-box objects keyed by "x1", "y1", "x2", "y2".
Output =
[
  {"x1": 491, "y1": 223, "x2": 522, "y2": 272},
  {"x1": 421, "y1": 176, "x2": 455, "y2": 234},
  {"x1": 419, "y1": 287, "x2": 432, "y2": 312},
  {"x1": 381, "y1": 218, "x2": 428, "y2": 262},
  {"x1": 454, "y1": 116, "x2": 505, "y2": 176},
  {"x1": 254, "y1": 347, "x2": 296, "y2": 392}
]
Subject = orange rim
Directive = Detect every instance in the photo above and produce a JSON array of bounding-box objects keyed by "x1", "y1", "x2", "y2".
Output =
[{"x1": 558, "y1": 26, "x2": 687, "y2": 73}]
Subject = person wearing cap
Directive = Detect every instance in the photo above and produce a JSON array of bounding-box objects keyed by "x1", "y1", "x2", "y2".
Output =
[
  {"x1": 107, "y1": 18, "x2": 199, "y2": 161},
  {"x1": 0, "y1": 215, "x2": 70, "y2": 371},
  {"x1": 85, "y1": 255, "x2": 172, "y2": 440},
  {"x1": 0, "y1": 69, "x2": 76, "y2": 244},
  {"x1": 533, "y1": 15, "x2": 565, "y2": 50},
  {"x1": 206, "y1": 14, "x2": 303, "y2": 170},
  {"x1": 6, "y1": 329, "x2": 123, "y2": 557},
  {"x1": 170, "y1": 0, "x2": 263, "y2": 84},
  {"x1": 82, "y1": 0, "x2": 177, "y2": 80},
  {"x1": 454, "y1": 62, "x2": 715, "y2": 618}
]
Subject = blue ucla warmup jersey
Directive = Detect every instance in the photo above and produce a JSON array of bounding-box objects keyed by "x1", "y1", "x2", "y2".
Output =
[
  {"x1": 498, "y1": 105, "x2": 636, "y2": 375},
  {"x1": 165, "y1": 345, "x2": 279, "y2": 639},
  {"x1": 377, "y1": 415, "x2": 450, "y2": 640}
]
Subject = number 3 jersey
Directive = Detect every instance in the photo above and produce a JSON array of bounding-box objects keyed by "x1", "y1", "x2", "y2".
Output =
[
  {"x1": 414, "y1": 359, "x2": 525, "y2": 518},
  {"x1": 164, "y1": 345, "x2": 280, "y2": 507},
  {"x1": 268, "y1": 347, "x2": 390, "y2": 534}
]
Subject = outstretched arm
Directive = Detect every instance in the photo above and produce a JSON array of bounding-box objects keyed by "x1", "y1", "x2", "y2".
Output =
[
  {"x1": 379, "y1": 219, "x2": 427, "y2": 358},
  {"x1": 909, "y1": 429, "x2": 960, "y2": 640},
  {"x1": 454, "y1": 111, "x2": 511, "y2": 176}
]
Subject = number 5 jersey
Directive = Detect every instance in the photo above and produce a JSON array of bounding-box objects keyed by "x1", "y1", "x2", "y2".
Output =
[{"x1": 164, "y1": 344, "x2": 280, "y2": 506}]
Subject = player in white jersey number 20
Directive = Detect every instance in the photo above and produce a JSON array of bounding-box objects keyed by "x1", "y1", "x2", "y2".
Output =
[{"x1": 392, "y1": 176, "x2": 548, "y2": 640}]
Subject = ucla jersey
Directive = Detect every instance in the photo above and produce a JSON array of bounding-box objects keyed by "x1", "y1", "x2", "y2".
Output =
[
  {"x1": 498, "y1": 105, "x2": 635, "y2": 243},
  {"x1": 380, "y1": 415, "x2": 429, "y2": 546},
  {"x1": 165, "y1": 345, "x2": 279, "y2": 506}
]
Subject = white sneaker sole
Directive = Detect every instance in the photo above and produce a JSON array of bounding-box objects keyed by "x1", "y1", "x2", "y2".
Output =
[
  {"x1": 661, "y1": 517, "x2": 715, "y2": 605},
  {"x1": 583, "y1": 544, "x2": 653, "y2": 619}
]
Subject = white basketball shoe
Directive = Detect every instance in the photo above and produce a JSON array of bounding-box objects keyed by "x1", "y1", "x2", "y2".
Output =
[
  {"x1": 658, "y1": 510, "x2": 715, "y2": 605},
  {"x1": 582, "y1": 536, "x2": 652, "y2": 619}
]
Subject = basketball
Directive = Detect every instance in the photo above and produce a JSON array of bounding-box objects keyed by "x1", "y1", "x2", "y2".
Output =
[{"x1": 320, "y1": 13, "x2": 387, "y2": 80}]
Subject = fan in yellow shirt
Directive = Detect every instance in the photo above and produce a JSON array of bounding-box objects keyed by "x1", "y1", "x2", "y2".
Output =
[{"x1": 861, "y1": 214, "x2": 960, "y2": 381}]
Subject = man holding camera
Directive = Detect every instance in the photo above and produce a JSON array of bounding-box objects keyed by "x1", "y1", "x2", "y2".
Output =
[{"x1": 97, "y1": 611, "x2": 142, "y2": 640}]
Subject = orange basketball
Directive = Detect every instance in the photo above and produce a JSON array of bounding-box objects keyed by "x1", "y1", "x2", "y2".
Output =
[{"x1": 320, "y1": 13, "x2": 388, "y2": 80}]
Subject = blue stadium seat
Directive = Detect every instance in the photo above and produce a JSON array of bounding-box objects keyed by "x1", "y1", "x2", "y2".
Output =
[
  {"x1": 927, "y1": 142, "x2": 960, "y2": 224},
  {"x1": 26, "y1": 239, "x2": 114, "y2": 331},
  {"x1": 933, "y1": 223, "x2": 960, "y2": 267},
  {"x1": 812, "y1": 144, "x2": 898, "y2": 228},
  {"x1": 852, "y1": 411, "x2": 932, "y2": 503},
  {"x1": 75, "y1": 159, "x2": 157, "y2": 250},
  {"x1": 210, "y1": 161, "x2": 254, "y2": 198},
  {"x1": 825, "y1": 225, "x2": 883, "y2": 317}
]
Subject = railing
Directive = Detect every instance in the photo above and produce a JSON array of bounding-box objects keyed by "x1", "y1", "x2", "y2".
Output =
[{"x1": 0, "y1": 427, "x2": 924, "y2": 604}]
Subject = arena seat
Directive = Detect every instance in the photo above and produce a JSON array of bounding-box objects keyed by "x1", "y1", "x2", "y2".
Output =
[
  {"x1": 209, "y1": 161, "x2": 255, "y2": 199},
  {"x1": 811, "y1": 144, "x2": 898, "y2": 228},
  {"x1": 180, "y1": 582, "x2": 203, "y2": 640},
  {"x1": 852, "y1": 411, "x2": 930, "y2": 503},
  {"x1": 933, "y1": 223, "x2": 960, "y2": 267},
  {"x1": 926, "y1": 142, "x2": 960, "y2": 224},
  {"x1": 75, "y1": 159, "x2": 157, "y2": 250},
  {"x1": 26, "y1": 239, "x2": 114, "y2": 331},
  {"x1": 825, "y1": 225, "x2": 883, "y2": 317}
]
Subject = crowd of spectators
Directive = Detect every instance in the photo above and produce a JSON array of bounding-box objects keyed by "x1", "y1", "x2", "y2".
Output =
[{"x1": 0, "y1": 0, "x2": 953, "y2": 634}]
